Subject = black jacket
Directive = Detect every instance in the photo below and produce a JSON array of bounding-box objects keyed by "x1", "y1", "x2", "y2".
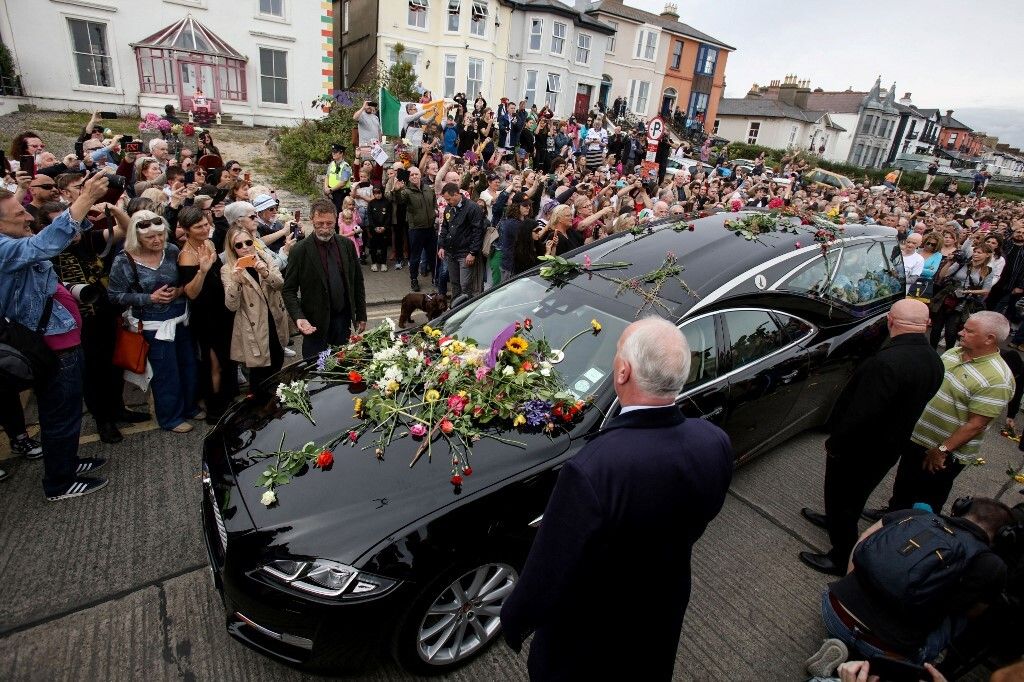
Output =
[
  {"x1": 282, "y1": 234, "x2": 366, "y2": 331},
  {"x1": 438, "y1": 199, "x2": 485, "y2": 257},
  {"x1": 826, "y1": 333, "x2": 943, "y2": 457},
  {"x1": 500, "y1": 406, "x2": 733, "y2": 681}
]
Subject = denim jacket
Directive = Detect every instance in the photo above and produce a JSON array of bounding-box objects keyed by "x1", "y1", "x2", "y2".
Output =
[
  {"x1": 108, "y1": 244, "x2": 186, "y2": 321},
  {"x1": 0, "y1": 208, "x2": 89, "y2": 336}
]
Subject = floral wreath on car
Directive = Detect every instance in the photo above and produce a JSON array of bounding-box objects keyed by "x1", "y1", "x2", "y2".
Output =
[{"x1": 257, "y1": 318, "x2": 601, "y2": 507}]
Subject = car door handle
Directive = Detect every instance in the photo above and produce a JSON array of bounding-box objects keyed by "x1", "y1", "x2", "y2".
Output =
[
  {"x1": 528, "y1": 514, "x2": 543, "y2": 528},
  {"x1": 701, "y1": 406, "x2": 723, "y2": 420},
  {"x1": 781, "y1": 370, "x2": 799, "y2": 383}
]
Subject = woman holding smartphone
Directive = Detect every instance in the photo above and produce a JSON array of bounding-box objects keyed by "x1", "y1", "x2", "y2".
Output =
[
  {"x1": 108, "y1": 211, "x2": 201, "y2": 433},
  {"x1": 220, "y1": 225, "x2": 290, "y2": 394}
]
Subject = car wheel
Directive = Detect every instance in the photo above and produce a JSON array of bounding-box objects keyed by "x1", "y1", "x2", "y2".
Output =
[{"x1": 393, "y1": 559, "x2": 518, "y2": 675}]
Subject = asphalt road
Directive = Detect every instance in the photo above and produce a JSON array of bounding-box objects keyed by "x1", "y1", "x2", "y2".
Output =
[{"x1": 1, "y1": 310, "x2": 1020, "y2": 680}]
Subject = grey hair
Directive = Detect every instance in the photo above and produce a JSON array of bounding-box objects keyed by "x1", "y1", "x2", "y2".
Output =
[
  {"x1": 123, "y1": 210, "x2": 167, "y2": 255},
  {"x1": 148, "y1": 138, "x2": 167, "y2": 152},
  {"x1": 969, "y1": 310, "x2": 1010, "y2": 344},
  {"x1": 620, "y1": 317, "x2": 690, "y2": 399}
]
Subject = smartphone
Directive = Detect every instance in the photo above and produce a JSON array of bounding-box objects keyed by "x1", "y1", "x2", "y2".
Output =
[
  {"x1": 20, "y1": 154, "x2": 35, "y2": 177},
  {"x1": 99, "y1": 112, "x2": 118, "y2": 119},
  {"x1": 122, "y1": 135, "x2": 133, "y2": 144},
  {"x1": 867, "y1": 656, "x2": 927, "y2": 682},
  {"x1": 74, "y1": 142, "x2": 85, "y2": 161},
  {"x1": 235, "y1": 254, "x2": 257, "y2": 270},
  {"x1": 125, "y1": 141, "x2": 143, "y2": 154}
]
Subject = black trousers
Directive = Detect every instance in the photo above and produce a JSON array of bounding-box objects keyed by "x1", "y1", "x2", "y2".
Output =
[
  {"x1": 824, "y1": 446, "x2": 902, "y2": 564},
  {"x1": 888, "y1": 441, "x2": 966, "y2": 514},
  {"x1": 81, "y1": 308, "x2": 126, "y2": 423},
  {"x1": 301, "y1": 312, "x2": 352, "y2": 360},
  {"x1": 248, "y1": 315, "x2": 285, "y2": 395},
  {"x1": 0, "y1": 388, "x2": 27, "y2": 439}
]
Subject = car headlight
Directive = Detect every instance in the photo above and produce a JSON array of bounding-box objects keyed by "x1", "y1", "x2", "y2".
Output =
[{"x1": 261, "y1": 558, "x2": 397, "y2": 599}]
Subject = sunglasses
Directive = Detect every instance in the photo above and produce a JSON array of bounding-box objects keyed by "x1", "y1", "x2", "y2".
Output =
[
  {"x1": 229, "y1": 167, "x2": 242, "y2": 172},
  {"x1": 136, "y1": 219, "x2": 165, "y2": 229},
  {"x1": 234, "y1": 239, "x2": 254, "y2": 249},
  {"x1": 32, "y1": 183, "x2": 56, "y2": 190}
]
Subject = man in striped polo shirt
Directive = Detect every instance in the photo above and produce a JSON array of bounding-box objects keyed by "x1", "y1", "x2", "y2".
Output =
[{"x1": 887, "y1": 311, "x2": 1014, "y2": 514}]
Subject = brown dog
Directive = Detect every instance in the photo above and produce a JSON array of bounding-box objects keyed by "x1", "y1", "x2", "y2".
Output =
[{"x1": 398, "y1": 292, "x2": 449, "y2": 328}]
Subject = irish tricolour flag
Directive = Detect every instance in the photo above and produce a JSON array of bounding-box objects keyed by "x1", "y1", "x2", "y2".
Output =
[{"x1": 379, "y1": 88, "x2": 445, "y2": 139}]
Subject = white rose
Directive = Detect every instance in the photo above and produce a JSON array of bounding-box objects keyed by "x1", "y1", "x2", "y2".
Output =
[
  {"x1": 261, "y1": 489, "x2": 277, "y2": 506},
  {"x1": 541, "y1": 368, "x2": 551, "y2": 377},
  {"x1": 502, "y1": 365, "x2": 514, "y2": 376}
]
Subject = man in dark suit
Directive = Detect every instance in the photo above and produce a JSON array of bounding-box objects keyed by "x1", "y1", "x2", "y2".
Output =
[
  {"x1": 282, "y1": 199, "x2": 367, "y2": 359},
  {"x1": 500, "y1": 317, "x2": 733, "y2": 681},
  {"x1": 437, "y1": 182, "x2": 485, "y2": 299},
  {"x1": 799, "y1": 299, "x2": 944, "y2": 575}
]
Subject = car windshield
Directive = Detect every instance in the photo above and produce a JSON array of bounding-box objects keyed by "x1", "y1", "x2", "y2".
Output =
[
  {"x1": 838, "y1": 175, "x2": 855, "y2": 189},
  {"x1": 441, "y1": 277, "x2": 632, "y2": 398}
]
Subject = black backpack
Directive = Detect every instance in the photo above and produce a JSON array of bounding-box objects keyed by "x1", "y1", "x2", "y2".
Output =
[
  {"x1": 852, "y1": 512, "x2": 989, "y2": 611},
  {"x1": 0, "y1": 297, "x2": 57, "y2": 392}
]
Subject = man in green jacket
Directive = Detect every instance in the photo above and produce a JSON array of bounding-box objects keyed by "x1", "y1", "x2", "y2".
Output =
[
  {"x1": 283, "y1": 199, "x2": 367, "y2": 359},
  {"x1": 386, "y1": 167, "x2": 436, "y2": 292}
]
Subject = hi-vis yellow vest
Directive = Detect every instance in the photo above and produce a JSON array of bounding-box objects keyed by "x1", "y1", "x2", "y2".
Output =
[{"x1": 328, "y1": 160, "x2": 352, "y2": 191}]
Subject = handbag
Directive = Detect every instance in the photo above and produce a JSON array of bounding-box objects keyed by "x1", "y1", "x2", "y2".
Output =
[
  {"x1": 112, "y1": 253, "x2": 150, "y2": 374},
  {"x1": 907, "y1": 277, "x2": 934, "y2": 302},
  {"x1": 0, "y1": 297, "x2": 58, "y2": 391},
  {"x1": 113, "y1": 317, "x2": 149, "y2": 373}
]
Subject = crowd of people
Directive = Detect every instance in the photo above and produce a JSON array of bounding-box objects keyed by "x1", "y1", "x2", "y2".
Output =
[
  {"x1": 3, "y1": 97, "x2": 1024, "y2": 679},
  {"x1": 1, "y1": 117, "x2": 367, "y2": 499}
]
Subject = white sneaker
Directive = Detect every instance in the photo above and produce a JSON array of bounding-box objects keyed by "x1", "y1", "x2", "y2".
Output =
[
  {"x1": 381, "y1": 264, "x2": 388, "y2": 272},
  {"x1": 371, "y1": 264, "x2": 378, "y2": 272},
  {"x1": 283, "y1": 346, "x2": 296, "y2": 357},
  {"x1": 395, "y1": 261, "x2": 403, "y2": 270}
]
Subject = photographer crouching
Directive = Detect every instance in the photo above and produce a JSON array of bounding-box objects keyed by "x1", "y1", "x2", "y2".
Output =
[{"x1": 0, "y1": 172, "x2": 112, "y2": 501}]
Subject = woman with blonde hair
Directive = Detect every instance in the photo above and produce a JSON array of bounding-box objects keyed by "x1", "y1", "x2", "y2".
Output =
[
  {"x1": 220, "y1": 224, "x2": 290, "y2": 393},
  {"x1": 108, "y1": 211, "x2": 201, "y2": 432},
  {"x1": 134, "y1": 157, "x2": 166, "y2": 195},
  {"x1": 546, "y1": 204, "x2": 584, "y2": 256}
]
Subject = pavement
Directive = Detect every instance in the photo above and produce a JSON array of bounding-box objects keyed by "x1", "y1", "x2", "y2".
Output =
[{"x1": 2, "y1": 312, "x2": 1019, "y2": 679}]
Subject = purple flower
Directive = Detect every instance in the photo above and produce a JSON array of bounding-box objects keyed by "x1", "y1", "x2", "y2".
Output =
[
  {"x1": 521, "y1": 399, "x2": 553, "y2": 427},
  {"x1": 487, "y1": 322, "x2": 519, "y2": 368},
  {"x1": 315, "y1": 348, "x2": 331, "y2": 371}
]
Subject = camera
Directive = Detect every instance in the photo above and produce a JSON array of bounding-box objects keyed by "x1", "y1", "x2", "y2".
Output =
[
  {"x1": 63, "y1": 282, "x2": 104, "y2": 306},
  {"x1": 125, "y1": 141, "x2": 143, "y2": 154},
  {"x1": 396, "y1": 168, "x2": 410, "y2": 183},
  {"x1": 951, "y1": 249, "x2": 969, "y2": 266}
]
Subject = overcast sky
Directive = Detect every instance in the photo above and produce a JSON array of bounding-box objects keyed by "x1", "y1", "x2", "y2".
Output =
[{"x1": 624, "y1": 0, "x2": 1024, "y2": 148}]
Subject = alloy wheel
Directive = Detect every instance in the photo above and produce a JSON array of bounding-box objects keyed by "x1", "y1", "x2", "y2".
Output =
[{"x1": 415, "y1": 562, "x2": 517, "y2": 665}]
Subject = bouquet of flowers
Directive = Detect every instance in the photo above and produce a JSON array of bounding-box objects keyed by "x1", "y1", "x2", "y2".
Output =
[{"x1": 259, "y1": 319, "x2": 599, "y2": 505}]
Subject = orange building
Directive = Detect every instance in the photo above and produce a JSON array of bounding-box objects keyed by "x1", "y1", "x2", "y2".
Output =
[
  {"x1": 660, "y1": 26, "x2": 730, "y2": 134},
  {"x1": 938, "y1": 109, "x2": 983, "y2": 158}
]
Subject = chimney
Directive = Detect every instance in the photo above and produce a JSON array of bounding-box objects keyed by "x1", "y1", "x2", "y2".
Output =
[
  {"x1": 660, "y1": 2, "x2": 679, "y2": 20},
  {"x1": 746, "y1": 83, "x2": 761, "y2": 98},
  {"x1": 946, "y1": 109, "x2": 954, "y2": 119},
  {"x1": 777, "y1": 74, "x2": 798, "y2": 105},
  {"x1": 899, "y1": 92, "x2": 912, "y2": 106},
  {"x1": 794, "y1": 80, "x2": 811, "y2": 109}
]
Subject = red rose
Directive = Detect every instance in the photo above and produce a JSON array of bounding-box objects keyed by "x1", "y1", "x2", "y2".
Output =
[
  {"x1": 315, "y1": 450, "x2": 334, "y2": 468},
  {"x1": 348, "y1": 370, "x2": 363, "y2": 383},
  {"x1": 462, "y1": 466, "x2": 473, "y2": 476},
  {"x1": 523, "y1": 318, "x2": 533, "y2": 330},
  {"x1": 521, "y1": 361, "x2": 534, "y2": 372},
  {"x1": 400, "y1": 334, "x2": 410, "y2": 343},
  {"x1": 450, "y1": 474, "x2": 463, "y2": 486},
  {"x1": 347, "y1": 430, "x2": 358, "y2": 443},
  {"x1": 439, "y1": 371, "x2": 449, "y2": 383},
  {"x1": 440, "y1": 418, "x2": 454, "y2": 435}
]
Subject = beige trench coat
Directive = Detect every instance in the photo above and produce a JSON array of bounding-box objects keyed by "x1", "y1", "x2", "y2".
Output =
[{"x1": 220, "y1": 251, "x2": 290, "y2": 367}]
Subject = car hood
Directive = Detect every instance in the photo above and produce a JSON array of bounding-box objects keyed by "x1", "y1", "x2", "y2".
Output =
[{"x1": 212, "y1": 366, "x2": 574, "y2": 565}]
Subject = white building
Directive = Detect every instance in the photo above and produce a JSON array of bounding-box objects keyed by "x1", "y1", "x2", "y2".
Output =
[
  {"x1": 0, "y1": 0, "x2": 331, "y2": 126},
  {"x1": 503, "y1": 1, "x2": 614, "y2": 119},
  {"x1": 714, "y1": 80, "x2": 847, "y2": 162}
]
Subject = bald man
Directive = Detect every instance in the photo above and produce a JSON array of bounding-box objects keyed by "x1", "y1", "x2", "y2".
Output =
[
  {"x1": 800, "y1": 299, "x2": 945, "y2": 575},
  {"x1": 501, "y1": 318, "x2": 733, "y2": 680}
]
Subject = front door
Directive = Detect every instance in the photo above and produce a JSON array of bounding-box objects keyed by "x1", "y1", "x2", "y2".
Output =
[
  {"x1": 661, "y1": 94, "x2": 675, "y2": 118},
  {"x1": 574, "y1": 84, "x2": 592, "y2": 119},
  {"x1": 178, "y1": 61, "x2": 215, "y2": 111},
  {"x1": 599, "y1": 81, "x2": 611, "y2": 112}
]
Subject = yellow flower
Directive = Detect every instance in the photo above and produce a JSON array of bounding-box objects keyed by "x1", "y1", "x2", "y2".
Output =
[
  {"x1": 591, "y1": 319, "x2": 602, "y2": 333},
  {"x1": 513, "y1": 414, "x2": 526, "y2": 427},
  {"x1": 440, "y1": 356, "x2": 451, "y2": 366},
  {"x1": 425, "y1": 389, "x2": 440, "y2": 402},
  {"x1": 423, "y1": 325, "x2": 434, "y2": 335},
  {"x1": 353, "y1": 398, "x2": 363, "y2": 412},
  {"x1": 1014, "y1": 473, "x2": 1024, "y2": 484},
  {"x1": 505, "y1": 336, "x2": 529, "y2": 355},
  {"x1": 431, "y1": 328, "x2": 443, "y2": 338},
  {"x1": 450, "y1": 341, "x2": 466, "y2": 354},
  {"x1": 386, "y1": 380, "x2": 400, "y2": 393}
]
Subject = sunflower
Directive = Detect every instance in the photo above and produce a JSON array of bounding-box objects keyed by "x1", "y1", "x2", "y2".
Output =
[
  {"x1": 505, "y1": 336, "x2": 529, "y2": 355},
  {"x1": 424, "y1": 389, "x2": 441, "y2": 402},
  {"x1": 591, "y1": 319, "x2": 602, "y2": 333}
]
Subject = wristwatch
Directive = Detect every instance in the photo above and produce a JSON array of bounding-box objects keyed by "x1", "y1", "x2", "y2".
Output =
[{"x1": 938, "y1": 444, "x2": 951, "y2": 455}]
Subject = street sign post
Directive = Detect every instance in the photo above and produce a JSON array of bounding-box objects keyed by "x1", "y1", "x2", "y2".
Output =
[
  {"x1": 641, "y1": 116, "x2": 666, "y2": 181},
  {"x1": 646, "y1": 116, "x2": 665, "y2": 142}
]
